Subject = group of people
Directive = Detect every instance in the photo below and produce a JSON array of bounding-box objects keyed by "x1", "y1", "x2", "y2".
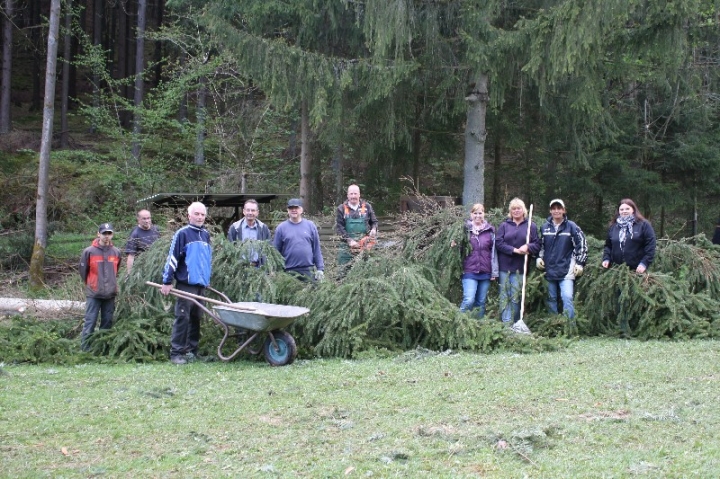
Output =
[
  {"x1": 457, "y1": 197, "x2": 656, "y2": 326},
  {"x1": 79, "y1": 191, "x2": 658, "y2": 359},
  {"x1": 79, "y1": 185, "x2": 378, "y2": 364}
]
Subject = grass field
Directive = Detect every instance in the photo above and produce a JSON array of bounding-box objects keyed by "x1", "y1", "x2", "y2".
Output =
[{"x1": 2, "y1": 339, "x2": 719, "y2": 478}]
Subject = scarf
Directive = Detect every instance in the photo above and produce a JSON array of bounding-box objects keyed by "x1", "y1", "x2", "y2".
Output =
[
  {"x1": 616, "y1": 215, "x2": 635, "y2": 251},
  {"x1": 466, "y1": 219, "x2": 488, "y2": 236}
]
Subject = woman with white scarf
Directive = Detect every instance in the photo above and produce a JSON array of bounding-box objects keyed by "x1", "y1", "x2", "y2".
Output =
[{"x1": 602, "y1": 198, "x2": 656, "y2": 273}]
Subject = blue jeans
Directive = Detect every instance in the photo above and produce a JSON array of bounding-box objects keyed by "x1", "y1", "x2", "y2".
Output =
[
  {"x1": 499, "y1": 272, "x2": 521, "y2": 323},
  {"x1": 81, "y1": 297, "x2": 115, "y2": 350},
  {"x1": 460, "y1": 278, "x2": 491, "y2": 318},
  {"x1": 546, "y1": 279, "x2": 575, "y2": 319}
]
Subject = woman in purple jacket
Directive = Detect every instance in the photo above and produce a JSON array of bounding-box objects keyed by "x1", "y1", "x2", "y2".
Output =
[
  {"x1": 457, "y1": 204, "x2": 498, "y2": 318},
  {"x1": 495, "y1": 198, "x2": 541, "y2": 324}
]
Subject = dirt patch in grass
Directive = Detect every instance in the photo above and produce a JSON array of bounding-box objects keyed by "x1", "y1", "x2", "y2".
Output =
[{"x1": 578, "y1": 409, "x2": 631, "y2": 422}]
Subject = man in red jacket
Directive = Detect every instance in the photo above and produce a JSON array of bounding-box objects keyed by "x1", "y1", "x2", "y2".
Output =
[{"x1": 79, "y1": 222, "x2": 121, "y2": 351}]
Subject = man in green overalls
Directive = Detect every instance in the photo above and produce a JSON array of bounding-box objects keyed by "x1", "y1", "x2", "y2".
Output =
[{"x1": 335, "y1": 184, "x2": 379, "y2": 265}]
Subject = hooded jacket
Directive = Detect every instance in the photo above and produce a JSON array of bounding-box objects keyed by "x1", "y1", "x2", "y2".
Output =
[
  {"x1": 80, "y1": 239, "x2": 121, "y2": 299},
  {"x1": 461, "y1": 220, "x2": 499, "y2": 277},
  {"x1": 539, "y1": 216, "x2": 588, "y2": 281},
  {"x1": 496, "y1": 217, "x2": 541, "y2": 273}
]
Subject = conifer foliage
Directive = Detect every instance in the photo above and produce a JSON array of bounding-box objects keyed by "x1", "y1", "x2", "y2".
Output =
[{"x1": 578, "y1": 240, "x2": 720, "y2": 339}]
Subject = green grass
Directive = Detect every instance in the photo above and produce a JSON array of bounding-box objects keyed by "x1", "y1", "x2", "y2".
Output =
[{"x1": 2, "y1": 339, "x2": 719, "y2": 477}]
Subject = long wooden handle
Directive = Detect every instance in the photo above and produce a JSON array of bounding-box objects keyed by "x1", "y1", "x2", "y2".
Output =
[
  {"x1": 145, "y1": 281, "x2": 257, "y2": 312},
  {"x1": 520, "y1": 204, "x2": 533, "y2": 320}
]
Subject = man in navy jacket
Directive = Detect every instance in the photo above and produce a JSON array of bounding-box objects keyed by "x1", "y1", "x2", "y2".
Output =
[{"x1": 536, "y1": 199, "x2": 588, "y2": 321}]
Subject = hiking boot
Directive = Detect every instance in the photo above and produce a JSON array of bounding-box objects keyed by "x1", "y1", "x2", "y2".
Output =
[{"x1": 170, "y1": 356, "x2": 187, "y2": 365}]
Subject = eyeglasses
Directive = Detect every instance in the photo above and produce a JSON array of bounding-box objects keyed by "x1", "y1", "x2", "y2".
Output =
[
  {"x1": 287, "y1": 206, "x2": 300, "y2": 210},
  {"x1": 101, "y1": 232, "x2": 113, "y2": 235}
]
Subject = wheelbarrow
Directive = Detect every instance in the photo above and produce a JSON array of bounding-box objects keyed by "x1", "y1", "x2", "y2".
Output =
[{"x1": 146, "y1": 282, "x2": 309, "y2": 366}]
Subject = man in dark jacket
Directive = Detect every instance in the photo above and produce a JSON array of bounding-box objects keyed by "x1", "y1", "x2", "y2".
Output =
[
  {"x1": 536, "y1": 199, "x2": 588, "y2": 321},
  {"x1": 79, "y1": 222, "x2": 121, "y2": 350},
  {"x1": 124, "y1": 209, "x2": 160, "y2": 272}
]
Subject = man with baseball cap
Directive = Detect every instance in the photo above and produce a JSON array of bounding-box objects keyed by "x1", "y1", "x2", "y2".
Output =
[
  {"x1": 536, "y1": 199, "x2": 587, "y2": 328},
  {"x1": 273, "y1": 198, "x2": 324, "y2": 281},
  {"x1": 79, "y1": 222, "x2": 122, "y2": 350}
]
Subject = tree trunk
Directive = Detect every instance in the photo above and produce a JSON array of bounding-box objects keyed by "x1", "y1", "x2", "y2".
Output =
[
  {"x1": 30, "y1": 0, "x2": 42, "y2": 111},
  {"x1": 153, "y1": 0, "x2": 164, "y2": 87},
  {"x1": 463, "y1": 72, "x2": 488, "y2": 207},
  {"x1": 299, "y1": 100, "x2": 311, "y2": 205},
  {"x1": 311, "y1": 142, "x2": 323, "y2": 214},
  {"x1": 332, "y1": 141, "x2": 343, "y2": 204},
  {"x1": 0, "y1": 0, "x2": 13, "y2": 134},
  {"x1": 116, "y1": 0, "x2": 129, "y2": 126},
  {"x1": 177, "y1": 50, "x2": 187, "y2": 123},
  {"x1": 194, "y1": 75, "x2": 206, "y2": 165},
  {"x1": 30, "y1": 0, "x2": 62, "y2": 290},
  {"x1": 131, "y1": 0, "x2": 146, "y2": 163},
  {"x1": 491, "y1": 136, "x2": 502, "y2": 209},
  {"x1": 412, "y1": 118, "x2": 421, "y2": 192},
  {"x1": 90, "y1": 0, "x2": 103, "y2": 133},
  {"x1": 60, "y1": 0, "x2": 72, "y2": 148}
]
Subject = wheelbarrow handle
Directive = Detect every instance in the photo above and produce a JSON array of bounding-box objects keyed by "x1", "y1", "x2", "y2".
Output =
[{"x1": 145, "y1": 281, "x2": 257, "y2": 312}]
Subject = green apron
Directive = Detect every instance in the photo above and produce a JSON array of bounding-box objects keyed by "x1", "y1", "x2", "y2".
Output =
[{"x1": 338, "y1": 216, "x2": 367, "y2": 265}]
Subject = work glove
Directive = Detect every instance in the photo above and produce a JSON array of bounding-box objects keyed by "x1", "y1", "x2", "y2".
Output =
[
  {"x1": 536, "y1": 258, "x2": 545, "y2": 270},
  {"x1": 573, "y1": 265, "x2": 584, "y2": 277},
  {"x1": 315, "y1": 270, "x2": 325, "y2": 282}
]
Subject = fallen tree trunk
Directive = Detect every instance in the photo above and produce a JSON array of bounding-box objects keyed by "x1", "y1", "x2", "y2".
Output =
[{"x1": 0, "y1": 297, "x2": 84, "y2": 317}]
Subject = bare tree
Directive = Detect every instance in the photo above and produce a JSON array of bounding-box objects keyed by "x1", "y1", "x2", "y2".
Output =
[
  {"x1": 131, "y1": 0, "x2": 147, "y2": 162},
  {"x1": 29, "y1": 0, "x2": 62, "y2": 289},
  {"x1": 90, "y1": 0, "x2": 103, "y2": 133},
  {"x1": 60, "y1": 0, "x2": 72, "y2": 147},
  {"x1": 194, "y1": 75, "x2": 207, "y2": 165},
  {"x1": 0, "y1": 0, "x2": 13, "y2": 134}
]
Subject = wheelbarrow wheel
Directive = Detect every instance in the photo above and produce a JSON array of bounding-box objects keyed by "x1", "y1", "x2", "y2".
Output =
[{"x1": 263, "y1": 330, "x2": 297, "y2": 366}]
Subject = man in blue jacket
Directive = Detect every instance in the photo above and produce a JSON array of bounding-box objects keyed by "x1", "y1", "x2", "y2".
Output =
[
  {"x1": 160, "y1": 202, "x2": 212, "y2": 365},
  {"x1": 536, "y1": 199, "x2": 588, "y2": 322}
]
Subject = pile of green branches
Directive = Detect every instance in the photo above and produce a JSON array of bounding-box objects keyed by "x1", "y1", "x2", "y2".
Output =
[
  {"x1": 578, "y1": 259, "x2": 720, "y2": 339},
  {"x1": 0, "y1": 317, "x2": 79, "y2": 364}
]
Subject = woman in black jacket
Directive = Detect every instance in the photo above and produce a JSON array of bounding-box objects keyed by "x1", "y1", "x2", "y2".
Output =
[{"x1": 602, "y1": 198, "x2": 656, "y2": 274}]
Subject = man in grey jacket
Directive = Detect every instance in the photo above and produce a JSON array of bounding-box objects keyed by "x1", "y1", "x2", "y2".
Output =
[{"x1": 227, "y1": 199, "x2": 271, "y2": 266}]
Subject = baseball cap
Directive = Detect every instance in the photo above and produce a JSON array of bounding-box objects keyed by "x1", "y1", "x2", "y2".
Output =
[
  {"x1": 549, "y1": 199, "x2": 565, "y2": 209},
  {"x1": 98, "y1": 222, "x2": 114, "y2": 233},
  {"x1": 287, "y1": 198, "x2": 303, "y2": 208}
]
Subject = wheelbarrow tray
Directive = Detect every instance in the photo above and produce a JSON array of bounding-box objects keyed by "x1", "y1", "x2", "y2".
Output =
[{"x1": 213, "y1": 302, "x2": 309, "y2": 332}]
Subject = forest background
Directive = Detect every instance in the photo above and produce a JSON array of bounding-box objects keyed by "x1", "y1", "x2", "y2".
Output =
[{"x1": 2, "y1": 0, "x2": 720, "y2": 241}]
